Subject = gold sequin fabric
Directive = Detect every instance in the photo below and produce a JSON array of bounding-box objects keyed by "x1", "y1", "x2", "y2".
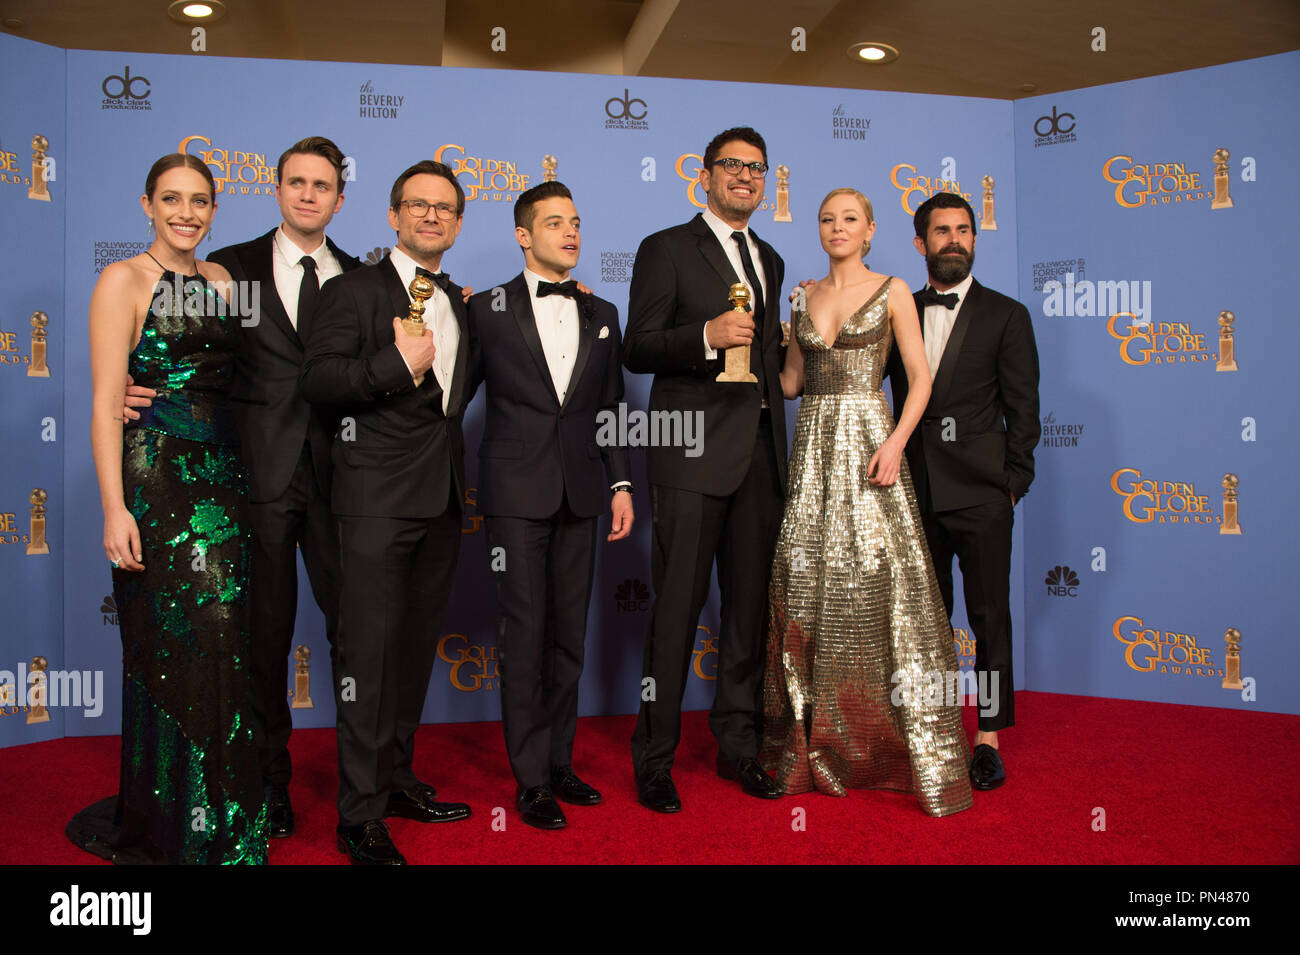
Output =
[{"x1": 760, "y1": 279, "x2": 973, "y2": 817}]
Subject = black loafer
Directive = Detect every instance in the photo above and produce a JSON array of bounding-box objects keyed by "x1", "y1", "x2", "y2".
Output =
[
  {"x1": 265, "y1": 783, "x2": 294, "y2": 839},
  {"x1": 336, "y1": 820, "x2": 405, "y2": 865},
  {"x1": 969, "y1": 743, "x2": 1006, "y2": 790},
  {"x1": 716, "y1": 756, "x2": 782, "y2": 799},
  {"x1": 385, "y1": 785, "x2": 471, "y2": 824},
  {"x1": 550, "y1": 766, "x2": 602, "y2": 806},
  {"x1": 636, "y1": 769, "x2": 682, "y2": 813},
  {"x1": 517, "y1": 785, "x2": 567, "y2": 830}
]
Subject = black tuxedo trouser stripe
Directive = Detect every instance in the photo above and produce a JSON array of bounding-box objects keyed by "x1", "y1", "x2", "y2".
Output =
[
  {"x1": 632, "y1": 415, "x2": 784, "y2": 776},
  {"x1": 335, "y1": 508, "x2": 460, "y2": 825},
  {"x1": 486, "y1": 502, "x2": 597, "y2": 790},
  {"x1": 245, "y1": 444, "x2": 340, "y2": 787},
  {"x1": 921, "y1": 497, "x2": 1015, "y2": 731}
]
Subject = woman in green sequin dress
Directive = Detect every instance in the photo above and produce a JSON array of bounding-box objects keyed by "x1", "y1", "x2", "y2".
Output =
[
  {"x1": 760, "y1": 189, "x2": 972, "y2": 817},
  {"x1": 71, "y1": 154, "x2": 267, "y2": 863}
]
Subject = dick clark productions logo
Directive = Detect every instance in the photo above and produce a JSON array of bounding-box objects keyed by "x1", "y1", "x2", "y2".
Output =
[{"x1": 101, "y1": 67, "x2": 151, "y2": 111}]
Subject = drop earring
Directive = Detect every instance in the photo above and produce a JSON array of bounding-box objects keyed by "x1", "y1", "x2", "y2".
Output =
[{"x1": 147, "y1": 218, "x2": 154, "y2": 237}]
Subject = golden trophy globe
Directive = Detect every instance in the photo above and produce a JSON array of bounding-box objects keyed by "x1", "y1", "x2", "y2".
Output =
[
  {"x1": 716, "y1": 283, "x2": 759, "y2": 384},
  {"x1": 774, "y1": 164, "x2": 793, "y2": 223},
  {"x1": 1219, "y1": 473, "x2": 1242, "y2": 535},
  {"x1": 28, "y1": 134, "x2": 51, "y2": 202},
  {"x1": 1211, "y1": 147, "x2": 1233, "y2": 210},
  {"x1": 1216, "y1": 310, "x2": 1238, "y2": 372},
  {"x1": 402, "y1": 274, "x2": 435, "y2": 387},
  {"x1": 1222, "y1": 628, "x2": 1244, "y2": 690},
  {"x1": 981, "y1": 175, "x2": 998, "y2": 231},
  {"x1": 27, "y1": 656, "x2": 50, "y2": 724},
  {"x1": 543, "y1": 154, "x2": 558, "y2": 183},
  {"x1": 290, "y1": 645, "x2": 314, "y2": 709},
  {"x1": 28, "y1": 311, "x2": 50, "y2": 378},
  {"x1": 27, "y1": 488, "x2": 50, "y2": 556}
]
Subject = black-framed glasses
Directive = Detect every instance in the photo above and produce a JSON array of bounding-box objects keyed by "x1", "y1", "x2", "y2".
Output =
[
  {"x1": 398, "y1": 199, "x2": 459, "y2": 220},
  {"x1": 712, "y1": 158, "x2": 768, "y2": 178}
]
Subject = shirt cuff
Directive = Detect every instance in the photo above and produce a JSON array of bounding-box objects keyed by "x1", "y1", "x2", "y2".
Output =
[
  {"x1": 703, "y1": 323, "x2": 717, "y2": 361},
  {"x1": 611, "y1": 482, "x2": 632, "y2": 493}
]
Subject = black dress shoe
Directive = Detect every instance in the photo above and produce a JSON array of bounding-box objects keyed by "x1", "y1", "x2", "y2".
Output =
[
  {"x1": 636, "y1": 769, "x2": 682, "y2": 813},
  {"x1": 716, "y1": 756, "x2": 782, "y2": 799},
  {"x1": 385, "y1": 785, "x2": 472, "y2": 824},
  {"x1": 969, "y1": 743, "x2": 1006, "y2": 790},
  {"x1": 264, "y1": 783, "x2": 294, "y2": 839},
  {"x1": 336, "y1": 820, "x2": 405, "y2": 865},
  {"x1": 517, "y1": 785, "x2": 567, "y2": 830},
  {"x1": 550, "y1": 766, "x2": 602, "y2": 806}
]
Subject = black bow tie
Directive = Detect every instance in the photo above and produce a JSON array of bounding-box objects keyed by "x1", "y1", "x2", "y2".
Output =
[
  {"x1": 537, "y1": 279, "x2": 581, "y2": 300},
  {"x1": 415, "y1": 266, "x2": 451, "y2": 292},
  {"x1": 918, "y1": 287, "x2": 960, "y2": 310}
]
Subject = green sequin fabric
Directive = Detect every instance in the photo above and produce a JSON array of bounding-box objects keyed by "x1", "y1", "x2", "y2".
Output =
[{"x1": 68, "y1": 271, "x2": 267, "y2": 864}]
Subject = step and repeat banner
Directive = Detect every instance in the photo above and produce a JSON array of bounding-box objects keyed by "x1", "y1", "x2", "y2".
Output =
[{"x1": 3, "y1": 30, "x2": 1290, "y2": 748}]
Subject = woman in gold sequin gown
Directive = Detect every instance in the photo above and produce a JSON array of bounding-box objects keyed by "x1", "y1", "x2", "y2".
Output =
[{"x1": 760, "y1": 189, "x2": 972, "y2": 817}]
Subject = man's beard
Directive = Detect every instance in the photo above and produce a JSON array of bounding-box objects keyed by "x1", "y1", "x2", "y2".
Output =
[{"x1": 927, "y1": 245, "x2": 974, "y2": 286}]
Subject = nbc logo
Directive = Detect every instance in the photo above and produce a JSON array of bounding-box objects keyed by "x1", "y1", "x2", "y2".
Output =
[
  {"x1": 1045, "y1": 565, "x2": 1079, "y2": 597},
  {"x1": 615, "y1": 578, "x2": 650, "y2": 613}
]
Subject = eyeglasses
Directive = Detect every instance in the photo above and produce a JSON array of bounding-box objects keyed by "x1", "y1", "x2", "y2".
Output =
[
  {"x1": 397, "y1": 199, "x2": 459, "y2": 220},
  {"x1": 711, "y1": 158, "x2": 768, "y2": 178}
]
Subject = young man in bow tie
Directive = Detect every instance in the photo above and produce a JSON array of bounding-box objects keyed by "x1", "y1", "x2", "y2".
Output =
[
  {"x1": 299, "y1": 160, "x2": 474, "y2": 864},
  {"x1": 885, "y1": 191, "x2": 1040, "y2": 791},
  {"x1": 464, "y1": 180, "x2": 633, "y2": 830}
]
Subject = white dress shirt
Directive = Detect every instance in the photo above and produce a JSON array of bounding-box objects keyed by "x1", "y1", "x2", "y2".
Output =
[
  {"x1": 922, "y1": 273, "x2": 974, "y2": 380},
  {"x1": 389, "y1": 245, "x2": 458, "y2": 414},
  {"x1": 700, "y1": 206, "x2": 767, "y2": 361},
  {"x1": 271, "y1": 226, "x2": 342, "y2": 330},
  {"x1": 524, "y1": 268, "x2": 580, "y2": 405}
]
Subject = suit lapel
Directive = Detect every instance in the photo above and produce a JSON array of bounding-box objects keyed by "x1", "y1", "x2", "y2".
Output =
[
  {"x1": 563, "y1": 297, "x2": 596, "y2": 411},
  {"x1": 508, "y1": 276, "x2": 561, "y2": 407},
  {"x1": 928, "y1": 279, "x2": 981, "y2": 412},
  {"x1": 447, "y1": 281, "x2": 470, "y2": 414},
  {"x1": 326, "y1": 236, "x2": 362, "y2": 273},
  {"x1": 247, "y1": 230, "x2": 300, "y2": 347},
  {"x1": 691, "y1": 215, "x2": 742, "y2": 294}
]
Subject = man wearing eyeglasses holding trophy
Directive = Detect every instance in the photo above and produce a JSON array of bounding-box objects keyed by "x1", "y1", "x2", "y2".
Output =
[
  {"x1": 300, "y1": 160, "x2": 474, "y2": 864},
  {"x1": 623, "y1": 127, "x2": 789, "y2": 813}
]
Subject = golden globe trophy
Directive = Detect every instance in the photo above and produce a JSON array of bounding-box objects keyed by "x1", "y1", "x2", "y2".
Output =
[
  {"x1": 1221, "y1": 628, "x2": 1243, "y2": 690},
  {"x1": 1211, "y1": 148, "x2": 1233, "y2": 210},
  {"x1": 27, "y1": 656, "x2": 50, "y2": 725},
  {"x1": 290, "y1": 645, "x2": 313, "y2": 709},
  {"x1": 980, "y1": 175, "x2": 997, "y2": 231},
  {"x1": 774, "y1": 164, "x2": 792, "y2": 223},
  {"x1": 402, "y1": 274, "x2": 435, "y2": 388},
  {"x1": 27, "y1": 311, "x2": 50, "y2": 378},
  {"x1": 543, "y1": 154, "x2": 558, "y2": 183},
  {"x1": 1219, "y1": 473, "x2": 1242, "y2": 535},
  {"x1": 716, "y1": 283, "x2": 758, "y2": 384},
  {"x1": 1216, "y1": 310, "x2": 1238, "y2": 372},
  {"x1": 28, "y1": 135, "x2": 51, "y2": 202},
  {"x1": 27, "y1": 489, "x2": 50, "y2": 556}
]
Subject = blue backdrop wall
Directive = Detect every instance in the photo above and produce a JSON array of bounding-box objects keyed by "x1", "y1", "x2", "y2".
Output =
[{"x1": 1, "y1": 32, "x2": 1292, "y2": 748}]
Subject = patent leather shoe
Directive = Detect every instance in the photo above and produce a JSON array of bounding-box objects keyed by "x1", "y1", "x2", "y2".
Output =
[
  {"x1": 265, "y1": 783, "x2": 294, "y2": 839},
  {"x1": 969, "y1": 744, "x2": 1006, "y2": 790},
  {"x1": 336, "y1": 820, "x2": 405, "y2": 865},
  {"x1": 550, "y1": 766, "x2": 602, "y2": 806},
  {"x1": 385, "y1": 784, "x2": 471, "y2": 824},
  {"x1": 716, "y1": 755, "x2": 782, "y2": 799},
  {"x1": 636, "y1": 769, "x2": 682, "y2": 813},
  {"x1": 517, "y1": 785, "x2": 567, "y2": 830}
]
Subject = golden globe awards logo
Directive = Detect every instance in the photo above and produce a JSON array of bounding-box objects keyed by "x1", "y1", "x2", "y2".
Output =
[
  {"x1": 889, "y1": 162, "x2": 975, "y2": 215},
  {"x1": 1109, "y1": 469, "x2": 1221, "y2": 526},
  {"x1": 0, "y1": 324, "x2": 35, "y2": 372},
  {"x1": 952, "y1": 627, "x2": 975, "y2": 668},
  {"x1": 0, "y1": 137, "x2": 32, "y2": 189},
  {"x1": 674, "y1": 152, "x2": 780, "y2": 215},
  {"x1": 436, "y1": 634, "x2": 499, "y2": 692},
  {"x1": 1106, "y1": 312, "x2": 1216, "y2": 365},
  {"x1": 1113, "y1": 615, "x2": 1223, "y2": 678},
  {"x1": 692, "y1": 626, "x2": 718, "y2": 680},
  {"x1": 1101, "y1": 155, "x2": 1210, "y2": 208},
  {"x1": 179, "y1": 134, "x2": 276, "y2": 197},
  {"x1": 434, "y1": 144, "x2": 529, "y2": 202}
]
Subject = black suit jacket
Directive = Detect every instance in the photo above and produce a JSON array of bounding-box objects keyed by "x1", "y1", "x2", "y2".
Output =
[
  {"x1": 465, "y1": 274, "x2": 631, "y2": 520},
  {"x1": 299, "y1": 255, "x2": 469, "y2": 519},
  {"x1": 886, "y1": 278, "x2": 1040, "y2": 513},
  {"x1": 208, "y1": 228, "x2": 361, "y2": 503},
  {"x1": 623, "y1": 214, "x2": 787, "y2": 497}
]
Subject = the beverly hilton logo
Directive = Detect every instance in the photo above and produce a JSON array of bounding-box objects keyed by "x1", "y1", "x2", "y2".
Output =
[
  {"x1": 1113, "y1": 615, "x2": 1223, "y2": 678},
  {"x1": 436, "y1": 634, "x2": 498, "y2": 692},
  {"x1": 178, "y1": 134, "x2": 277, "y2": 197},
  {"x1": 674, "y1": 152, "x2": 784, "y2": 219},
  {"x1": 434, "y1": 144, "x2": 529, "y2": 202},
  {"x1": 1106, "y1": 311, "x2": 1218, "y2": 366},
  {"x1": 1109, "y1": 468, "x2": 1224, "y2": 527},
  {"x1": 889, "y1": 162, "x2": 976, "y2": 216},
  {"x1": 1101, "y1": 148, "x2": 1234, "y2": 210}
]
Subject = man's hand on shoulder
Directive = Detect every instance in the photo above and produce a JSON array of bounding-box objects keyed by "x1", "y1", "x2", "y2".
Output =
[{"x1": 392, "y1": 317, "x2": 435, "y2": 377}]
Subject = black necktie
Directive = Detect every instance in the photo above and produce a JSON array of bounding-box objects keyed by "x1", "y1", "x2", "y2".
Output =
[
  {"x1": 537, "y1": 279, "x2": 580, "y2": 299},
  {"x1": 918, "y1": 287, "x2": 960, "y2": 310},
  {"x1": 730, "y1": 232, "x2": 766, "y2": 328},
  {"x1": 297, "y1": 255, "x2": 318, "y2": 334},
  {"x1": 415, "y1": 266, "x2": 452, "y2": 293}
]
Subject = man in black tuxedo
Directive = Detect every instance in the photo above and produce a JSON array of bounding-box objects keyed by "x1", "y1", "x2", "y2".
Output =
[
  {"x1": 623, "y1": 127, "x2": 788, "y2": 812},
  {"x1": 885, "y1": 192, "x2": 1040, "y2": 791},
  {"x1": 465, "y1": 181, "x2": 633, "y2": 830},
  {"x1": 124, "y1": 137, "x2": 359, "y2": 839},
  {"x1": 300, "y1": 160, "x2": 473, "y2": 864}
]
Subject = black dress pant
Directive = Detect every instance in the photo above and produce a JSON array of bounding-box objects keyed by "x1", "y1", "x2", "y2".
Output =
[
  {"x1": 632, "y1": 412, "x2": 784, "y2": 778},
  {"x1": 334, "y1": 495, "x2": 461, "y2": 826},
  {"x1": 486, "y1": 495, "x2": 597, "y2": 791},
  {"x1": 921, "y1": 495, "x2": 1016, "y2": 731},
  {"x1": 245, "y1": 444, "x2": 339, "y2": 787}
]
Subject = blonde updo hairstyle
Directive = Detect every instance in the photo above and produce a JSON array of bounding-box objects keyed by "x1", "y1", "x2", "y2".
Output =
[{"x1": 819, "y1": 187, "x2": 875, "y2": 260}]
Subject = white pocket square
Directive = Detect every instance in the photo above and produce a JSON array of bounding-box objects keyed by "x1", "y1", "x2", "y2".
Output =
[{"x1": 598, "y1": 325, "x2": 610, "y2": 339}]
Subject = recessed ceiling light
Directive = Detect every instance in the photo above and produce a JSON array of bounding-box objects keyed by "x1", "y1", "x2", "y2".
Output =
[
  {"x1": 168, "y1": 0, "x2": 227, "y2": 23},
  {"x1": 847, "y1": 42, "x2": 899, "y2": 65}
]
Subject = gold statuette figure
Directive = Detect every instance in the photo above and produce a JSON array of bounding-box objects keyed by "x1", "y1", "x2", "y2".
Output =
[
  {"x1": 1219, "y1": 473, "x2": 1242, "y2": 535},
  {"x1": 1211, "y1": 148, "x2": 1233, "y2": 210},
  {"x1": 290, "y1": 645, "x2": 313, "y2": 709},
  {"x1": 1216, "y1": 310, "x2": 1238, "y2": 372},
  {"x1": 403, "y1": 274, "x2": 435, "y2": 388},
  {"x1": 981, "y1": 175, "x2": 997, "y2": 231},
  {"x1": 1222, "y1": 628, "x2": 1243, "y2": 690},
  {"x1": 27, "y1": 656, "x2": 50, "y2": 724},
  {"x1": 716, "y1": 283, "x2": 759, "y2": 384},
  {"x1": 543, "y1": 154, "x2": 558, "y2": 183},
  {"x1": 28, "y1": 135, "x2": 51, "y2": 202},
  {"x1": 774, "y1": 164, "x2": 792, "y2": 223},
  {"x1": 27, "y1": 488, "x2": 50, "y2": 555},
  {"x1": 28, "y1": 311, "x2": 50, "y2": 378}
]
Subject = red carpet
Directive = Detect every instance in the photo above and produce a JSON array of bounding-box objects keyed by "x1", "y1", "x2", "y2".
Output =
[{"x1": 4, "y1": 691, "x2": 1296, "y2": 865}]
